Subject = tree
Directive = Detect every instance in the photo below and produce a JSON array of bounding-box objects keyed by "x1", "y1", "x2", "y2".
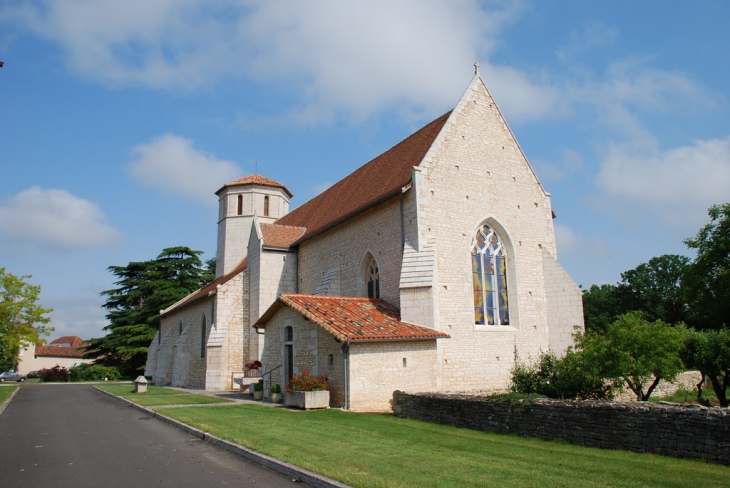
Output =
[
  {"x1": 0, "y1": 268, "x2": 53, "y2": 370},
  {"x1": 583, "y1": 254, "x2": 691, "y2": 333},
  {"x1": 582, "y1": 283, "x2": 631, "y2": 333},
  {"x1": 86, "y1": 247, "x2": 214, "y2": 374},
  {"x1": 620, "y1": 254, "x2": 690, "y2": 325},
  {"x1": 682, "y1": 328, "x2": 730, "y2": 407},
  {"x1": 578, "y1": 312, "x2": 686, "y2": 401},
  {"x1": 684, "y1": 203, "x2": 730, "y2": 330}
]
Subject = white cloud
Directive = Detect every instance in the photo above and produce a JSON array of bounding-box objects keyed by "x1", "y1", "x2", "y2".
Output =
[
  {"x1": 129, "y1": 133, "x2": 243, "y2": 206},
  {"x1": 0, "y1": 187, "x2": 121, "y2": 250},
  {"x1": 554, "y1": 223, "x2": 607, "y2": 258},
  {"x1": 2, "y1": 1, "x2": 562, "y2": 122},
  {"x1": 597, "y1": 136, "x2": 730, "y2": 230},
  {"x1": 43, "y1": 294, "x2": 109, "y2": 340},
  {"x1": 310, "y1": 181, "x2": 333, "y2": 196}
]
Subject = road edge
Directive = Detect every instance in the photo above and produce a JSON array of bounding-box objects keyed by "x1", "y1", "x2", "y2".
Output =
[
  {"x1": 93, "y1": 386, "x2": 350, "y2": 488},
  {"x1": 0, "y1": 386, "x2": 20, "y2": 416}
]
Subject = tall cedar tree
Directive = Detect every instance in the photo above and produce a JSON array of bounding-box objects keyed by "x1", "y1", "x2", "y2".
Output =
[
  {"x1": 0, "y1": 268, "x2": 53, "y2": 371},
  {"x1": 86, "y1": 247, "x2": 214, "y2": 374}
]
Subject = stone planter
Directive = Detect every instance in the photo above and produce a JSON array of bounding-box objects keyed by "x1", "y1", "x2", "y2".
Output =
[
  {"x1": 253, "y1": 390, "x2": 264, "y2": 400},
  {"x1": 270, "y1": 392, "x2": 282, "y2": 403},
  {"x1": 285, "y1": 390, "x2": 330, "y2": 410}
]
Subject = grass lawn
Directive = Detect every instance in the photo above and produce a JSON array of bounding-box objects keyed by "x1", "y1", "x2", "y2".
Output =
[
  {"x1": 158, "y1": 405, "x2": 730, "y2": 488},
  {"x1": 0, "y1": 385, "x2": 17, "y2": 403},
  {"x1": 650, "y1": 388, "x2": 720, "y2": 405},
  {"x1": 97, "y1": 385, "x2": 233, "y2": 406},
  {"x1": 98, "y1": 385, "x2": 188, "y2": 396}
]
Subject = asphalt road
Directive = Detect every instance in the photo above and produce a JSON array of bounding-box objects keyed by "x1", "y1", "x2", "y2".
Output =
[{"x1": 0, "y1": 384, "x2": 304, "y2": 487}]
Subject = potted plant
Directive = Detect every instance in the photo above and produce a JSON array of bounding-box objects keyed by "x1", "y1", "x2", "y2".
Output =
[
  {"x1": 253, "y1": 380, "x2": 264, "y2": 400},
  {"x1": 270, "y1": 383, "x2": 282, "y2": 403},
  {"x1": 285, "y1": 370, "x2": 330, "y2": 409}
]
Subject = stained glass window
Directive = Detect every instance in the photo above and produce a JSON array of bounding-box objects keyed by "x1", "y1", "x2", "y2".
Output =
[{"x1": 471, "y1": 225, "x2": 510, "y2": 326}]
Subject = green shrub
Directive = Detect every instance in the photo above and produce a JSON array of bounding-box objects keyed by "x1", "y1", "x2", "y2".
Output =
[
  {"x1": 40, "y1": 365, "x2": 69, "y2": 382},
  {"x1": 510, "y1": 350, "x2": 613, "y2": 400},
  {"x1": 271, "y1": 383, "x2": 281, "y2": 393},
  {"x1": 68, "y1": 363, "x2": 122, "y2": 382},
  {"x1": 253, "y1": 380, "x2": 264, "y2": 392}
]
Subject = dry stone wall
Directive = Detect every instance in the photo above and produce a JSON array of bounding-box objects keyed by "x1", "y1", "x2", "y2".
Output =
[{"x1": 393, "y1": 391, "x2": 730, "y2": 465}]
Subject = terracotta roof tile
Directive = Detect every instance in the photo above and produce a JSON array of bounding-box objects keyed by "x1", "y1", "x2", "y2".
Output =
[
  {"x1": 256, "y1": 294, "x2": 450, "y2": 343},
  {"x1": 216, "y1": 174, "x2": 293, "y2": 198},
  {"x1": 160, "y1": 258, "x2": 248, "y2": 317},
  {"x1": 50, "y1": 336, "x2": 85, "y2": 348},
  {"x1": 36, "y1": 340, "x2": 87, "y2": 358},
  {"x1": 275, "y1": 111, "x2": 451, "y2": 243},
  {"x1": 260, "y1": 223, "x2": 307, "y2": 249}
]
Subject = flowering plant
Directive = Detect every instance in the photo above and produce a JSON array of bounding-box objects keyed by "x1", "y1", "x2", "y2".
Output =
[{"x1": 286, "y1": 370, "x2": 329, "y2": 392}]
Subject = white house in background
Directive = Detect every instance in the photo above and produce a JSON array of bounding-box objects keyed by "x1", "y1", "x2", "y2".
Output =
[
  {"x1": 17, "y1": 336, "x2": 93, "y2": 373},
  {"x1": 145, "y1": 69, "x2": 584, "y2": 412}
]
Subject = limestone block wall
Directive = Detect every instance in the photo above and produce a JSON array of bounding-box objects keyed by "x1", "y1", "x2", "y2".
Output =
[
  {"x1": 213, "y1": 271, "x2": 247, "y2": 389},
  {"x1": 298, "y1": 197, "x2": 405, "y2": 308},
  {"x1": 170, "y1": 325, "x2": 191, "y2": 387},
  {"x1": 153, "y1": 327, "x2": 174, "y2": 385},
  {"x1": 254, "y1": 249, "x2": 297, "y2": 359},
  {"x1": 414, "y1": 76, "x2": 578, "y2": 392},
  {"x1": 349, "y1": 340, "x2": 439, "y2": 412},
  {"x1": 393, "y1": 391, "x2": 730, "y2": 465},
  {"x1": 261, "y1": 307, "x2": 345, "y2": 407},
  {"x1": 543, "y1": 250, "x2": 584, "y2": 355},
  {"x1": 157, "y1": 297, "x2": 213, "y2": 388}
]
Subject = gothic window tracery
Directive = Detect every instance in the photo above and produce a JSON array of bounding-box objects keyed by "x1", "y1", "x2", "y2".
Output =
[
  {"x1": 471, "y1": 224, "x2": 510, "y2": 326},
  {"x1": 367, "y1": 260, "x2": 380, "y2": 299}
]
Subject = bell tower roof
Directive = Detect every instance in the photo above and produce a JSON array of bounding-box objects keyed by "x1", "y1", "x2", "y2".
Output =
[{"x1": 216, "y1": 174, "x2": 293, "y2": 198}]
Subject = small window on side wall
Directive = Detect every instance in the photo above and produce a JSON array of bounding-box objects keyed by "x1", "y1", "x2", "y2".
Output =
[
  {"x1": 367, "y1": 260, "x2": 380, "y2": 299},
  {"x1": 200, "y1": 315, "x2": 207, "y2": 358},
  {"x1": 237, "y1": 195, "x2": 243, "y2": 216},
  {"x1": 284, "y1": 326, "x2": 293, "y2": 342},
  {"x1": 264, "y1": 196, "x2": 270, "y2": 217}
]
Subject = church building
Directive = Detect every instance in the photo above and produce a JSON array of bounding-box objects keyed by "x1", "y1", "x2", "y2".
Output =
[{"x1": 145, "y1": 69, "x2": 584, "y2": 412}]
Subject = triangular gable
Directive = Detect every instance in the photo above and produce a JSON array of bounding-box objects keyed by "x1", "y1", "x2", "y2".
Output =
[
  {"x1": 419, "y1": 69, "x2": 548, "y2": 196},
  {"x1": 255, "y1": 294, "x2": 449, "y2": 343}
]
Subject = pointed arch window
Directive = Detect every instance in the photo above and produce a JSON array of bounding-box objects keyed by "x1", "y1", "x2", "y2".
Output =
[
  {"x1": 472, "y1": 224, "x2": 510, "y2": 326},
  {"x1": 200, "y1": 315, "x2": 207, "y2": 358},
  {"x1": 367, "y1": 260, "x2": 380, "y2": 299},
  {"x1": 178, "y1": 320, "x2": 183, "y2": 336}
]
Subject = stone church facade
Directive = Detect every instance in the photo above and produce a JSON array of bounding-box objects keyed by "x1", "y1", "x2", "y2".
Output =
[{"x1": 145, "y1": 71, "x2": 584, "y2": 412}]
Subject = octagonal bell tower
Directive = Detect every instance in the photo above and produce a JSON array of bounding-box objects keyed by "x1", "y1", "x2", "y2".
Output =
[{"x1": 215, "y1": 174, "x2": 293, "y2": 277}]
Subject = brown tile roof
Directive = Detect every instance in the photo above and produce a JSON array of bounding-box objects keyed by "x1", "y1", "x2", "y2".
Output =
[
  {"x1": 36, "y1": 339, "x2": 87, "y2": 358},
  {"x1": 50, "y1": 336, "x2": 85, "y2": 348},
  {"x1": 160, "y1": 258, "x2": 248, "y2": 317},
  {"x1": 275, "y1": 111, "x2": 451, "y2": 243},
  {"x1": 255, "y1": 294, "x2": 450, "y2": 343},
  {"x1": 216, "y1": 174, "x2": 293, "y2": 198},
  {"x1": 260, "y1": 223, "x2": 307, "y2": 249}
]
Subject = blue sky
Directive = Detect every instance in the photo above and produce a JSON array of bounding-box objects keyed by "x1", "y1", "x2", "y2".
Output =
[{"x1": 1, "y1": 1, "x2": 728, "y2": 341}]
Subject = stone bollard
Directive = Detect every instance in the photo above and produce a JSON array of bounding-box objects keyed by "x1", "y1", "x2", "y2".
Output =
[{"x1": 134, "y1": 375, "x2": 148, "y2": 393}]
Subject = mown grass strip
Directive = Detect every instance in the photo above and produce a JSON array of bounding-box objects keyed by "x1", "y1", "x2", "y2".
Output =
[
  {"x1": 97, "y1": 384, "x2": 232, "y2": 407},
  {"x1": 0, "y1": 385, "x2": 18, "y2": 404},
  {"x1": 132, "y1": 394, "x2": 232, "y2": 407},
  {"x1": 158, "y1": 404, "x2": 729, "y2": 488},
  {"x1": 98, "y1": 385, "x2": 188, "y2": 396}
]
